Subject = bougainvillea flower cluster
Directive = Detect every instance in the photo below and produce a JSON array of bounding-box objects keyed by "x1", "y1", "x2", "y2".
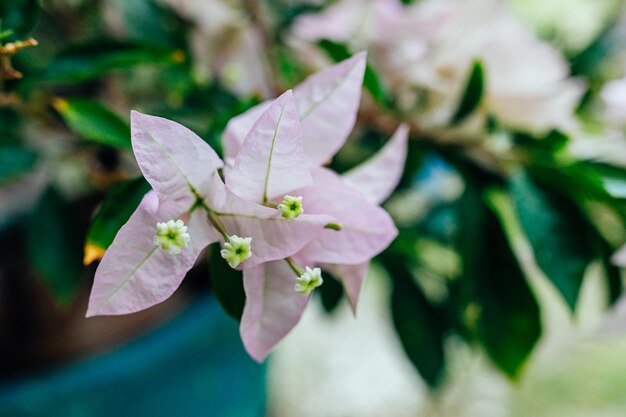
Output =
[{"x1": 87, "y1": 53, "x2": 408, "y2": 361}]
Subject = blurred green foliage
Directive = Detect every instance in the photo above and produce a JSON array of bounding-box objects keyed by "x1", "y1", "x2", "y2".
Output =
[
  {"x1": 0, "y1": 0, "x2": 39, "y2": 41},
  {"x1": 0, "y1": 146, "x2": 38, "y2": 184},
  {"x1": 86, "y1": 177, "x2": 151, "y2": 251},
  {"x1": 450, "y1": 61, "x2": 484, "y2": 125},
  {"x1": 26, "y1": 188, "x2": 84, "y2": 308},
  {"x1": 54, "y1": 98, "x2": 131, "y2": 148}
]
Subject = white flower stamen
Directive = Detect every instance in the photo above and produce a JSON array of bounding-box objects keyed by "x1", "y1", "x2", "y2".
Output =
[
  {"x1": 277, "y1": 195, "x2": 304, "y2": 221},
  {"x1": 220, "y1": 235, "x2": 253, "y2": 268},
  {"x1": 154, "y1": 219, "x2": 190, "y2": 254},
  {"x1": 295, "y1": 266, "x2": 323, "y2": 295}
]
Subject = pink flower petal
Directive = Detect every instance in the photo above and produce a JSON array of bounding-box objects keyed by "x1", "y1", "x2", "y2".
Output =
[
  {"x1": 223, "y1": 101, "x2": 271, "y2": 159},
  {"x1": 343, "y1": 124, "x2": 409, "y2": 204},
  {"x1": 131, "y1": 111, "x2": 223, "y2": 199},
  {"x1": 240, "y1": 260, "x2": 310, "y2": 362},
  {"x1": 296, "y1": 184, "x2": 398, "y2": 264},
  {"x1": 226, "y1": 91, "x2": 313, "y2": 204},
  {"x1": 205, "y1": 175, "x2": 334, "y2": 268},
  {"x1": 322, "y1": 262, "x2": 369, "y2": 314},
  {"x1": 86, "y1": 191, "x2": 219, "y2": 317},
  {"x1": 222, "y1": 53, "x2": 367, "y2": 165},
  {"x1": 309, "y1": 165, "x2": 347, "y2": 189},
  {"x1": 294, "y1": 52, "x2": 366, "y2": 165},
  {"x1": 292, "y1": 0, "x2": 369, "y2": 43}
]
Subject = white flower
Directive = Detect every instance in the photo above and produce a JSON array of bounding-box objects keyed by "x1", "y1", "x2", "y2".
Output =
[
  {"x1": 295, "y1": 266, "x2": 324, "y2": 295},
  {"x1": 375, "y1": 0, "x2": 584, "y2": 134},
  {"x1": 277, "y1": 195, "x2": 304, "y2": 221},
  {"x1": 601, "y1": 76, "x2": 626, "y2": 126},
  {"x1": 154, "y1": 219, "x2": 191, "y2": 254},
  {"x1": 292, "y1": 0, "x2": 584, "y2": 135},
  {"x1": 159, "y1": 0, "x2": 273, "y2": 98},
  {"x1": 220, "y1": 235, "x2": 253, "y2": 268}
]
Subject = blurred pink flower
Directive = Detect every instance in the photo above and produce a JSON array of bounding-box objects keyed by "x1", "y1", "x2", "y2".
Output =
[
  {"x1": 159, "y1": 0, "x2": 274, "y2": 98},
  {"x1": 292, "y1": 0, "x2": 584, "y2": 135},
  {"x1": 601, "y1": 76, "x2": 626, "y2": 126}
]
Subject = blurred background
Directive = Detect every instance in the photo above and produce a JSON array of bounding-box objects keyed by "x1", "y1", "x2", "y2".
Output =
[{"x1": 3, "y1": 0, "x2": 626, "y2": 416}]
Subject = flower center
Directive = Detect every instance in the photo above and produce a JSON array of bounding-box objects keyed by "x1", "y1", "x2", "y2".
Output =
[
  {"x1": 153, "y1": 219, "x2": 191, "y2": 255},
  {"x1": 277, "y1": 195, "x2": 304, "y2": 221},
  {"x1": 295, "y1": 266, "x2": 323, "y2": 295},
  {"x1": 220, "y1": 235, "x2": 253, "y2": 268}
]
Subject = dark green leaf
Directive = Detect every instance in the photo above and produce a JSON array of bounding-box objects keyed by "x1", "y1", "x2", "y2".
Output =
[
  {"x1": 0, "y1": 108, "x2": 21, "y2": 143},
  {"x1": 527, "y1": 161, "x2": 612, "y2": 204},
  {"x1": 209, "y1": 244, "x2": 245, "y2": 320},
  {"x1": 53, "y1": 98, "x2": 131, "y2": 148},
  {"x1": 456, "y1": 182, "x2": 541, "y2": 378},
  {"x1": 450, "y1": 61, "x2": 484, "y2": 125},
  {"x1": 318, "y1": 39, "x2": 394, "y2": 108},
  {"x1": 513, "y1": 130, "x2": 569, "y2": 153},
  {"x1": 38, "y1": 39, "x2": 179, "y2": 83},
  {"x1": 86, "y1": 177, "x2": 151, "y2": 251},
  {"x1": 570, "y1": 16, "x2": 618, "y2": 79},
  {"x1": 382, "y1": 255, "x2": 447, "y2": 387},
  {"x1": 0, "y1": 146, "x2": 38, "y2": 183},
  {"x1": 26, "y1": 188, "x2": 84, "y2": 308},
  {"x1": 509, "y1": 170, "x2": 594, "y2": 311},
  {"x1": 584, "y1": 162, "x2": 626, "y2": 201},
  {"x1": 0, "y1": 0, "x2": 40, "y2": 40},
  {"x1": 319, "y1": 270, "x2": 344, "y2": 314}
]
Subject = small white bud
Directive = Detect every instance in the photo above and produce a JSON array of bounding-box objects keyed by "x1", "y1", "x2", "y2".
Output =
[
  {"x1": 277, "y1": 195, "x2": 304, "y2": 221},
  {"x1": 220, "y1": 235, "x2": 253, "y2": 268},
  {"x1": 295, "y1": 266, "x2": 323, "y2": 295},
  {"x1": 154, "y1": 219, "x2": 191, "y2": 254}
]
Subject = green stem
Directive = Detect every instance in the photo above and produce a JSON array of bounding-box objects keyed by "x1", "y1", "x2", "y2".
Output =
[
  {"x1": 285, "y1": 257, "x2": 304, "y2": 277},
  {"x1": 207, "y1": 210, "x2": 230, "y2": 241},
  {"x1": 189, "y1": 186, "x2": 231, "y2": 241},
  {"x1": 324, "y1": 222, "x2": 342, "y2": 231}
]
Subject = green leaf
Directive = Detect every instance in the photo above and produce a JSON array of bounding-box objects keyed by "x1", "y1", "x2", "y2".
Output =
[
  {"x1": 456, "y1": 182, "x2": 541, "y2": 378},
  {"x1": 450, "y1": 61, "x2": 484, "y2": 125},
  {"x1": 0, "y1": 0, "x2": 40, "y2": 40},
  {"x1": 319, "y1": 270, "x2": 344, "y2": 314},
  {"x1": 209, "y1": 244, "x2": 245, "y2": 320},
  {"x1": 570, "y1": 16, "x2": 619, "y2": 79},
  {"x1": 318, "y1": 39, "x2": 394, "y2": 108},
  {"x1": 38, "y1": 39, "x2": 179, "y2": 83},
  {"x1": 382, "y1": 255, "x2": 447, "y2": 387},
  {"x1": 86, "y1": 177, "x2": 151, "y2": 252},
  {"x1": 584, "y1": 162, "x2": 626, "y2": 201},
  {"x1": 26, "y1": 188, "x2": 84, "y2": 308},
  {"x1": 509, "y1": 170, "x2": 594, "y2": 311},
  {"x1": 0, "y1": 108, "x2": 23, "y2": 144},
  {"x1": 53, "y1": 98, "x2": 131, "y2": 149},
  {"x1": 0, "y1": 146, "x2": 38, "y2": 183},
  {"x1": 513, "y1": 129, "x2": 569, "y2": 154}
]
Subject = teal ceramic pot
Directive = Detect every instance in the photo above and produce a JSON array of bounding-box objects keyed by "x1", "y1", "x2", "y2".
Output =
[{"x1": 0, "y1": 295, "x2": 266, "y2": 417}]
